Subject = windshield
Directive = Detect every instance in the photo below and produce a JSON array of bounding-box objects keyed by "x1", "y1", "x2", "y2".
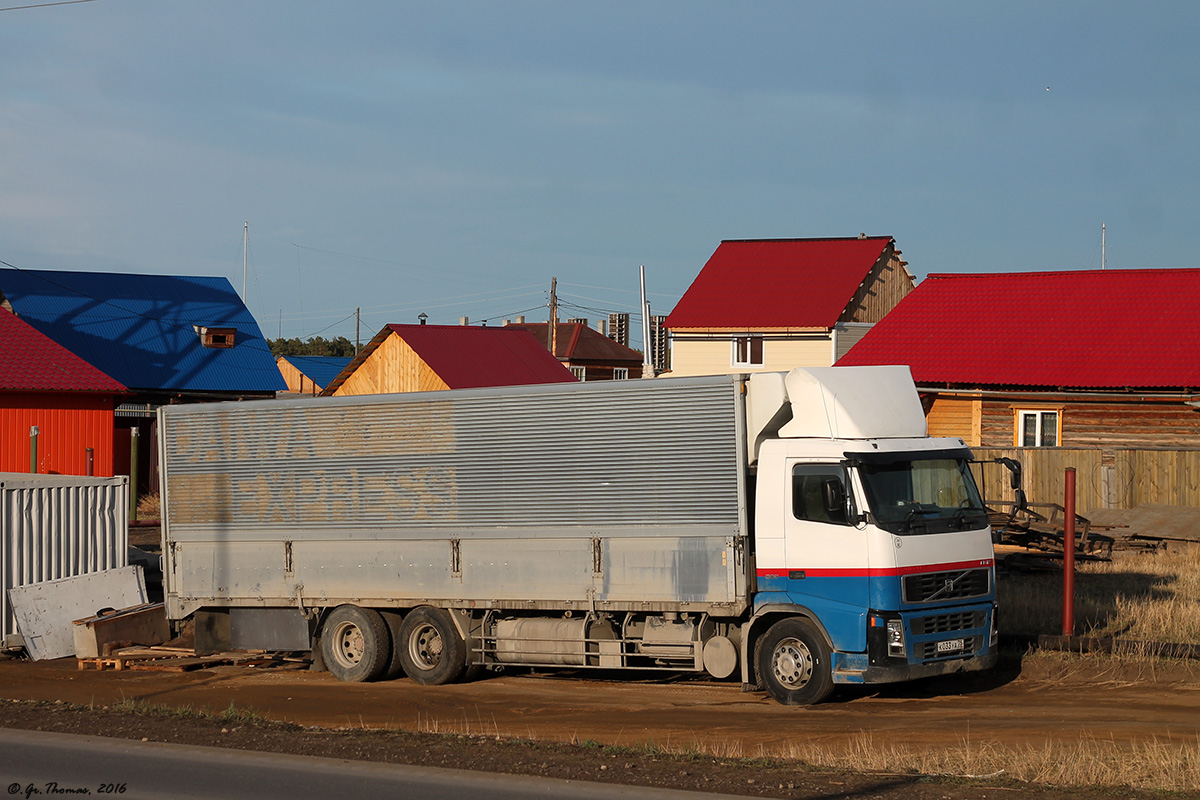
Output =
[{"x1": 855, "y1": 455, "x2": 987, "y2": 535}]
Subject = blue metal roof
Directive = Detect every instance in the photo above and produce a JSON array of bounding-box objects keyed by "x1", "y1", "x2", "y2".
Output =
[
  {"x1": 282, "y1": 356, "x2": 352, "y2": 388},
  {"x1": 0, "y1": 268, "x2": 286, "y2": 394}
]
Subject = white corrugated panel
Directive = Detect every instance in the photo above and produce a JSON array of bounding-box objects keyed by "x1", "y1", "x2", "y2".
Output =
[
  {"x1": 161, "y1": 375, "x2": 747, "y2": 535},
  {"x1": 1, "y1": 474, "x2": 129, "y2": 647}
]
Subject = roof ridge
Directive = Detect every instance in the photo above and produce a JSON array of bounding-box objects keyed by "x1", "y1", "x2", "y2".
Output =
[
  {"x1": 721, "y1": 236, "x2": 892, "y2": 244},
  {"x1": 926, "y1": 267, "x2": 1200, "y2": 280}
]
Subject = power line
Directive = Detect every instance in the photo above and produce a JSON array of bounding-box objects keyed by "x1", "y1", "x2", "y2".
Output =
[
  {"x1": 559, "y1": 281, "x2": 679, "y2": 301},
  {"x1": 0, "y1": 0, "x2": 96, "y2": 11},
  {"x1": 272, "y1": 285, "x2": 545, "y2": 321}
]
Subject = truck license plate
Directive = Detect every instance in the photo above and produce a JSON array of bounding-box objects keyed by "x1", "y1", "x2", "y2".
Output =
[{"x1": 936, "y1": 638, "x2": 964, "y2": 654}]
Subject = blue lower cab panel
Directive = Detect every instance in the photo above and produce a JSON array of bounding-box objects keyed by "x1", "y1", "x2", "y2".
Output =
[
  {"x1": 844, "y1": 600, "x2": 996, "y2": 684},
  {"x1": 756, "y1": 573, "x2": 995, "y2": 664}
]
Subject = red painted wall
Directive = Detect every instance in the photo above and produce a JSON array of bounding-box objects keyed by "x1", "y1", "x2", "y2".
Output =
[{"x1": 0, "y1": 393, "x2": 117, "y2": 476}]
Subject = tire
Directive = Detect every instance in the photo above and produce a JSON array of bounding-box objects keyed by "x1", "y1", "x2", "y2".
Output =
[
  {"x1": 319, "y1": 605, "x2": 390, "y2": 683},
  {"x1": 380, "y1": 610, "x2": 407, "y2": 681},
  {"x1": 396, "y1": 607, "x2": 467, "y2": 686},
  {"x1": 756, "y1": 618, "x2": 834, "y2": 705}
]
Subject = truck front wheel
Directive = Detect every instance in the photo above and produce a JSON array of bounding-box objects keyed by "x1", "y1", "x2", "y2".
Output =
[
  {"x1": 756, "y1": 618, "x2": 834, "y2": 705},
  {"x1": 397, "y1": 607, "x2": 467, "y2": 686},
  {"x1": 320, "y1": 605, "x2": 390, "y2": 683}
]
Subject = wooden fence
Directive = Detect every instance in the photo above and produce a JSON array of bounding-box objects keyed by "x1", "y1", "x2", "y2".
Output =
[{"x1": 972, "y1": 448, "x2": 1200, "y2": 513}]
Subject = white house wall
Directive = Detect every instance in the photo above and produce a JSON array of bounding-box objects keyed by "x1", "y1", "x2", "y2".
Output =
[{"x1": 668, "y1": 335, "x2": 834, "y2": 377}]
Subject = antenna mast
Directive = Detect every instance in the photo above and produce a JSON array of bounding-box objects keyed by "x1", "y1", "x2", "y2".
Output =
[
  {"x1": 1101, "y1": 222, "x2": 1106, "y2": 270},
  {"x1": 242, "y1": 221, "x2": 249, "y2": 298}
]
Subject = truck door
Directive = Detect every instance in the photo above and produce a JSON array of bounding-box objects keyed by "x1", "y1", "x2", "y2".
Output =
[{"x1": 782, "y1": 461, "x2": 870, "y2": 653}]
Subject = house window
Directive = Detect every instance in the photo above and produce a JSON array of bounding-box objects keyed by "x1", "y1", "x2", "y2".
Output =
[
  {"x1": 195, "y1": 326, "x2": 236, "y2": 349},
  {"x1": 732, "y1": 335, "x2": 764, "y2": 367},
  {"x1": 1017, "y1": 410, "x2": 1060, "y2": 447},
  {"x1": 612, "y1": 367, "x2": 629, "y2": 380},
  {"x1": 570, "y1": 366, "x2": 586, "y2": 381}
]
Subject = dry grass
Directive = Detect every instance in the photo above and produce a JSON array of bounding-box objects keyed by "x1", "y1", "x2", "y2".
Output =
[
  {"x1": 412, "y1": 713, "x2": 1200, "y2": 792},
  {"x1": 136, "y1": 492, "x2": 161, "y2": 520},
  {"x1": 998, "y1": 543, "x2": 1200, "y2": 644},
  {"x1": 773, "y1": 732, "x2": 1200, "y2": 792}
]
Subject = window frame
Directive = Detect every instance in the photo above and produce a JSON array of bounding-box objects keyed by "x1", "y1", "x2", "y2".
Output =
[
  {"x1": 195, "y1": 326, "x2": 237, "y2": 349},
  {"x1": 731, "y1": 335, "x2": 764, "y2": 367},
  {"x1": 570, "y1": 366, "x2": 587, "y2": 381},
  {"x1": 790, "y1": 463, "x2": 855, "y2": 526},
  {"x1": 1015, "y1": 408, "x2": 1062, "y2": 447}
]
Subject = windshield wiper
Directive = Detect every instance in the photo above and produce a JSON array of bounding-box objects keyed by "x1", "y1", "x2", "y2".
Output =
[
  {"x1": 902, "y1": 503, "x2": 939, "y2": 532},
  {"x1": 951, "y1": 506, "x2": 988, "y2": 530}
]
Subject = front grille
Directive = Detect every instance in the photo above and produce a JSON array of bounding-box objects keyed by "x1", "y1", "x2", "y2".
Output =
[
  {"x1": 903, "y1": 568, "x2": 990, "y2": 604},
  {"x1": 911, "y1": 610, "x2": 986, "y2": 636},
  {"x1": 916, "y1": 635, "x2": 983, "y2": 660}
]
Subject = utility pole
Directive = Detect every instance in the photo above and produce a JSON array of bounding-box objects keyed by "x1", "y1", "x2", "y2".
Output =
[
  {"x1": 640, "y1": 265, "x2": 655, "y2": 378},
  {"x1": 355, "y1": 307, "x2": 360, "y2": 355},
  {"x1": 549, "y1": 276, "x2": 558, "y2": 357}
]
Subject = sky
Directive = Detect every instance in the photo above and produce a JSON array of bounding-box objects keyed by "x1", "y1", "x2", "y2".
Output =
[{"x1": 2, "y1": 1, "x2": 1198, "y2": 347}]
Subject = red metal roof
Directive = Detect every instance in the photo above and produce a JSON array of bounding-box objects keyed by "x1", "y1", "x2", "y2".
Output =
[
  {"x1": 504, "y1": 322, "x2": 643, "y2": 364},
  {"x1": 0, "y1": 309, "x2": 127, "y2": 393},
  {"x1": 838, "y1": 269, "x2": 1200, "y2": 390},
  {"x1": 664, "y1": 237, "x2": 893, "y2": 329},
  {"x1": 389, "y1": 324, "x2": 576, "y2": 389}
]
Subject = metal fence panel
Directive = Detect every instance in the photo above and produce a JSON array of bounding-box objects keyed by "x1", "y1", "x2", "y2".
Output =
[{"x1": 0, "y1": 474, "x2": 129, "y2": 646}]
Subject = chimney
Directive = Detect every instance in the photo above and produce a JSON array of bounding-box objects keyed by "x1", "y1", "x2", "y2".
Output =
[
  {"x1": 460, "y1": 316, "x2": 469, "y2": 326},
  {"x1": 515, "y1": 315, "x2": 525, "y2": 324}
]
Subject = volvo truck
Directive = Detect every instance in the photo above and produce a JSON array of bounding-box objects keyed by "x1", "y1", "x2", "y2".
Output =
[{"x1": 158, "y1": 366, "x2": 1005, "y2": 704}]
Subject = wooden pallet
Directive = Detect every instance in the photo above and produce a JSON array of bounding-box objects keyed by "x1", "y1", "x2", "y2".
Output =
[{"x1": 77, "y1": 646, "x2": 266, "y2": 672}]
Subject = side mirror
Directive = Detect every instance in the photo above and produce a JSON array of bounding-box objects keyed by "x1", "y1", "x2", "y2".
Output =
[
  {"x1": 822, "y1": 479, "x2": 846, "y2": 514},
  {"x1": 1013, "y1": 487, "x2": 1028, "y2": 512},
  {"x1": 999, "y1": 457, "x2": 1023, "y2": 490}
]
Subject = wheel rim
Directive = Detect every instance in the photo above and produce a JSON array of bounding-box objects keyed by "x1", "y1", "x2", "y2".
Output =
[
  {"x1": 408, "y1": 622, "x2": 444, "y2": 671},
  {"x1": 771, "y1": 636, "x2": 814, "y2": 689},
  {"x1": 330, "y1": 621, "x2": 365, "y2": 668}
]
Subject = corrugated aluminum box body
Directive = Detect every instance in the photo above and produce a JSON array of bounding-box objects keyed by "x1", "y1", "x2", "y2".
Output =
[
  {"x1": 159, "y1": 375, "x2": 750, "y2": 620},
  {"x1": 0, "y1": 474, "x2": 129, "y2": 647}
]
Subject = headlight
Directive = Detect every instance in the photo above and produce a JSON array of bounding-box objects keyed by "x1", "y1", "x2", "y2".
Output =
[{"x1": 886, "y1": 619, "x2": 905, "y2": 657}]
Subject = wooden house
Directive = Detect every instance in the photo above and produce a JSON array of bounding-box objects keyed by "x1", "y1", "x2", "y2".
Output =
[
  {"x1": 663, "y1": 236, "x2": 913, "y2": 377},
  {"x1": 277, "y1": 356, "x2": 353, "y2": 396},
  {"x1": 321, "y1": 324, "x2": 576, "y2": 396},
  {"x1": 0, "y1": 308, "x2": 127, "y2": 476},
  {"x1": 504, "y1": 321, "x2": 644, "y2": 380},
  {"x1": 838, "y1": 269, "x2": 1200, "y2": 509},
  {"x1": 839, "y1": 269, "x2": 1200, "y2": 448}
]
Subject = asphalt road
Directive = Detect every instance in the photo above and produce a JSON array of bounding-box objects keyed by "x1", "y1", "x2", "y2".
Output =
[{"x1": 0, "y1": 728, "x2": 758, "y2": 800}]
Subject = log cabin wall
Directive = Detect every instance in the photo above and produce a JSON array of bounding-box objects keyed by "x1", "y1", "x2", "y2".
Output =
[
  {"x1": 925, "y1": 395, "x2": 981, "y2": 446},
  {"x1": 333, "y1": 333, "x2": 449, "y2": 396},
  {"x1": 276, "y1": 358, "x2": 320, "y2": 395},
  {"x1": 840, "y1": 244, "x2": 914, "y2": 324},
  {"x1": 979, "y1": 396, "x2": 1200, "y2": 449},
  {"x1": 932, "y1": 391, "x2": 1200, "y2": 511}
]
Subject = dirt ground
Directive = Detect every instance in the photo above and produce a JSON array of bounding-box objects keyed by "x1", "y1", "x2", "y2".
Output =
[{"x1": 1, "y1": 650, "x2": 1198, "y2": 799}]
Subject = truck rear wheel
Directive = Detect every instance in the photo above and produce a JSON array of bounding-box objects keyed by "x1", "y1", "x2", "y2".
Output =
[
  {"x1": 757, "y1": 618, "x2": 834, "y2": 705},
  {"x1": 397, "y1": 607, "x2": 467, "y2": 686},
  {"x1": 380, "y1": 610, "x2": 407, "y2": 680},
  {"x1": 320, "y1": 605, "x2": 390, "y2": 683}
]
